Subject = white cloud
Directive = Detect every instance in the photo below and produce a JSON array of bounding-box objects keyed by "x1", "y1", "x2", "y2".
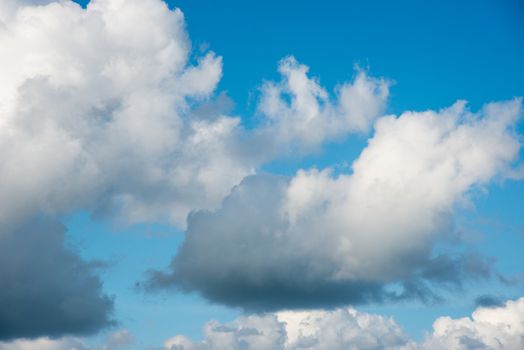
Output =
[
  {"x1": 162, "y1": 297, "x2": 524, "y2": 350},
  {"x1": 149, "y1": 99, "x2": 522, "y2": 308},
  {"x1": 422, "y1": 298, "x2": 524, "y2": 350},
  {"x1": 258, "y1": 56, "x2": 389, "y2": 153},
  {"x1": 162, "y1": 306, "x2": 412, "y2": 350},
  {"x1": 0, "y1": 0, "x2": 54, "y2": 23},
  {"x1": 0, "y1": 0, "x2": 401, "y2": 342},
  {"x1": 0, "y1": 0, "x2": 249, "y2": 228},
  {"x1": 0, "y1": 0, "x2": 390, "y2": 231},
  {"x1": 2, "y1": 0, "x2": 523, "y2": 345}
]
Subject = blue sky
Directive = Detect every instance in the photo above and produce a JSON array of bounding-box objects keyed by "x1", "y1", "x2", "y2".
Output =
[{"x1": 1, "y1": 0, "x2": 523, "y2": 349}]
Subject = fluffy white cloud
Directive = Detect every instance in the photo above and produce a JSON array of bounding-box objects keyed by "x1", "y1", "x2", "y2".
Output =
[
  {"x1": 0, "y1": 0, "x2": 388, "y2": 230},
  {"x1": 258, "y1": 56, "x2": 389, "y2": 152},
  {"x1": 162, "y1": 297, "x2": 524, "y2": 350},
  {"x1": 422, "y1": 298, "x2": 524, "y2": 350},
  {"x1": 3, "y1": 0, "x2": 523, "y2": 346},
  {"x1": 0, "y1": 0, "x2": 398, "y2": 343},
  {"x1": 0, "y1": 0, "x2": 249, "y2": 228},
  {"x1": 149, "y1": 99, "x2": 522, "y2": 308},
  {"x1": 163, "y1": 307, "x2": 412, "y2": 350}
]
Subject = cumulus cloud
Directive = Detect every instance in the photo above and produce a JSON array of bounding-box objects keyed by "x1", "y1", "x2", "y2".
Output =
[
  {"x1": 257, "y1": 57, "x2": 390, "y2": 153},
  {"x1": 161, "y1": 297, "x2": 524, "y2": 350},
  {"x1": 0, "y1": 218, "x2": 114, "y2": 341},
  {"x1": 0, "y1": 0, "x2": 393, "y2": 342},
  {"x1": 0, "y1": 0, "x2": 247, "y2": 228},
  {"x1": 422, "y1": 297, "x2": 524, "y2": 350},
  {"x1": 162, "y1": 307, "x2": 412, "y2": 350},
  {"x1": 148, "y1": 99, "x2": 522, "y2": 309},
  {"x1": 2, "y1": 0, "x2": 523, "y2": 345},
  {"x1": 0, "y1": 0, "x2": 389, "y2": 231},
  {"x1": 7, "y1": 299, "x2": 523, "y2": 349}
]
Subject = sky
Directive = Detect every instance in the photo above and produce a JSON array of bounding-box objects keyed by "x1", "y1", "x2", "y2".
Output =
[{"x1": 0, "y1": 0, "x2": 523, "y2": 349}]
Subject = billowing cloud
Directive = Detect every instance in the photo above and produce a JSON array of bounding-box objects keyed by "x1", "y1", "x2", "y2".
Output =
[
  {"x1": 163, "y1": 307, "x2": 412, "y2": 350},
  {"x1": 161, "y1": 297, "x2": 524, "y2": 350},
  {"x1": 0, "y1": 0, "x2": 388, "y2": 230},
  {"x1": 148, "y1": 99, "x2": 522, "y2": 309},
  {"x1": 422, "y1": 297, "x2": 524, "y2": 350},
  {"x1": 0, "y1": 0, "x2": 244, "y2": 229},
  {"x1": 3, "y1": 0, "x2": 522, "y2": 345},
  {"x1": 257, "y1": 56, "x2": 389, "y2": 153},
  {"x1": 0, "y1": 219, "x2": 114, "y2": 341},
  {"x1": 0, "y1": 0, "x2": 392, "y2": 342}
]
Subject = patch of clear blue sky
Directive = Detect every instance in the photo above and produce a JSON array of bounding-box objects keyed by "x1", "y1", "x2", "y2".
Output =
[{"x1": 69, "y1": 0, "x2": 524, "y2": 345}]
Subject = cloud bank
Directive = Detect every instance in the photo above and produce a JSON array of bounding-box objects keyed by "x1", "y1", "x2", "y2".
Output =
[
  {"x1": 162, "y1": 297, "x2": 524, "y2": 350},
  {"x1": 148, "y1": 99, "x2": 522, "y2": 309},
  {"x1": 3, "y1": 297, "x2": 523, "y2": 349}
]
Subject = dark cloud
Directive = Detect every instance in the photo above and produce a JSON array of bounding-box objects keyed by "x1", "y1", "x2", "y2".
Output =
[
  {"x1": 419, "y1": 254, "x2": 492, "y2": 285},
  {"x1": 149, "y1": 269, "x2": 390, "y2": 311},
  {"x1": 475, "y1": 295, "x2": 505, "y2": 308},
  {"x1": 146, "y1": 100, "x2": 521, "y2": 311},
  {"x1": 0, "y1": 218, "x2": 114, "y2": 340},
  {"x1": 145, "y1": 175, "x2": 493, "y2": 311}
]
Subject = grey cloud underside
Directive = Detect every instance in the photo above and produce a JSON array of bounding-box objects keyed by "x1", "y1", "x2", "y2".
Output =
[
  {"x1": 474, "y1": 294, "x2": 506, "y2": 308},
  {"x1": 148, "y1": 99, "x2": 522, "y2": 310},
  {"x1": 147, "y1": 176, "x2": 494, "y2": 310},
  {"x1": 0, "y1": 219, "x2": 114, "y2": 341}
]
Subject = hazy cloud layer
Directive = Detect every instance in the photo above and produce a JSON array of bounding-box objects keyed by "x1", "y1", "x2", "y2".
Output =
[
  {"x1": 149, "y1": 99, "x2": 522, "y2": 309},
  {"x1": 0, "y1": 219, "x2": 114, "y2": 340},
  {"x1": 162, "y1": 297, "x2": 524, "y2": 350},
  {"x1": 0, "y1": 329, "x2": 133, "y2": 350}
]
